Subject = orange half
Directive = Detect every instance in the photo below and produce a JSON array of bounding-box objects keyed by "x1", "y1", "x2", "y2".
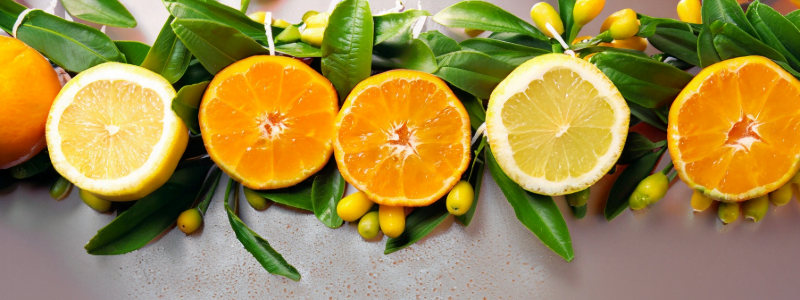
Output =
[
  {"x1": 199, "y1": 56, "x2": 338, "y2": 190},
  {"x1": 333, "y1": 70, "x2": 471, "y2": 207},
  {"x1": 668, "y1": 56, "x2": 800, "y2": 202}
]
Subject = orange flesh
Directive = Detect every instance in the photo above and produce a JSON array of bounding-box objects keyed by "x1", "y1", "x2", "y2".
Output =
[
  {"x1": 200, "y1": 56, "x2": 337, "y2": 190},
  {"x1": 59, "y1": 80, "x2": 164, "y2": 179},
  {"x1": 335, "y1": 71, "x2": 471, "y2": 206},
  {"x1": 671, "y1": 59, "x2": 800, "y2": 200}
]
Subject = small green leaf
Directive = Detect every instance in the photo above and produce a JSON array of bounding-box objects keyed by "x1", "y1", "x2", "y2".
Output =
[
  {"x1": 0, "y1": 0, "x2": 26, "y2": 33},
  {"x1": 459, "y1": 38, "x2": 550, "y2": 66},
  {"x1": 163, "y1": 0, "x2": 280, "y2": 44},
  {"x1": 384, "y1": 197, "x2": 449, "y2": 255},
  {"x1": 173, "y1": 59, "x2": 213, "y2": 91},
  {"x1": 172, "y1": 18, "x2": 268, "y2": 75},
  {"x1": 746, "y1": 1, "x2": 800, "y2": 71},
  {"x1": 197, "y1": 166, "x2": 222, "y2": 214},
  {"x1": 224, "y1": 179, "x2": 301, "y2": 281},
  {"x1": 642, "y1": 19, "x2": 701, "y2": 67},
  {"x1": 701, "y1": 0, "x2": 758, "y2": 37},
  {"x1": 557, "y1": 0, "x2": 577, "y2": 42},
  {"x1": 373, "y1": 9, "x2": 430, "y2": 45},
  {"x1": 113, "y1": 41, "x2": 150, "y2": 66},
  {"x1": 417, "y1": 30, "x2": 461, "y2": 57},
  {"x1": 698, "y1": 25, "x2": 721, "y2": 68},
  {"x1": 618, "y1": 133, "x2": 666, "y2": 165},
  {"x1": 84, "y1": 158, "x2": 214, "y2": 255},
  {"x1": 15, "y1": 10, "x2": 125, "y2": 72},
  {"x1": 710, "y1": 21, "x2": 786, "y2": 63},
  {"x1": 254, "y1": 180, "x2": 313, "y2": 211},
  {"x1": 274, "y1": 42, "x2": 322, "y2": 58},
  {"x1": 486, "y1": 146, "x2": 574, "y2": 262},
  {"x1": 434, "y1": 51, "x2": 515, "y2": 99},
  {"x1": 453, "y1": 88, "x2": 485, "y2": 132},
  {"x1": 373, "y1": 38, "x2": 438, "y2": 73},
  {"x1": 171, "y1": 81, "x2": 209, "y2": 135},
  {"x1": 8, "y1": 151, "x2": 51, "y2": 179},
  {"x1": 604, "y1": 147, "x2": 666, "y2": 221},
  {"x1": 433, "y1": 1, "x2": 548, "y2": 41},
  {"x1": 322, "y1": 0, "x2": 373, "y2": 103},
  {"x1": 141, "y1": 16, "x2": 192, "y2": 83},
  {"x1": 486, "y1": 32, "x2": 552, "y2": 49},
  {"x1": 786, "y1": 10, "x2": 800, "y2": 28},
  {"x1": 591, "y1": 52, "x2": 694, "y2": 109},
  {"x1": 311, "y1": 161, "x2": 346, "y2": 229},
  {"x1": 455, "y1": 137, "x2": 486, "y2": 227},
  {"x1": 61, "y1": 0, "x2": 136, "y2": 28},
  {"x1": 569, "y1": 204, "x2": 587, "y2": 219},
  {"x1": 628, "y1": 102, "x2": 667, "y2": 131}
]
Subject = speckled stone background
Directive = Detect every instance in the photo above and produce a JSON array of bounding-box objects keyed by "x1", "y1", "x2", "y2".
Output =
[{"x1": 3, "y1": 0, "x2": 800, "y2": 299}]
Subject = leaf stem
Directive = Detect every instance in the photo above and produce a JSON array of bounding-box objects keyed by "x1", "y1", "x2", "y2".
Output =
[
  {"x1": 197, "y1": 166, "x2": 223, "y2": 214},
  {"x1": 660, "y1": 161, "x2": 674, "y2": 176}
]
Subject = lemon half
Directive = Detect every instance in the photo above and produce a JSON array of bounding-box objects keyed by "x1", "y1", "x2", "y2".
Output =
[
  {"x1": 46, "y1": 62, "x2": 188, "y2": 201},
  {"x1": 486, "y1": 54, "x2": 629, "y2": 196}
]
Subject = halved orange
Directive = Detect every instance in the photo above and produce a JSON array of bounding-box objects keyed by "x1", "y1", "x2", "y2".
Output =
[
  {"x1": 199, "y1": 56, "x2": 338, "y2": 190},
  {"x1": 668, "y1": 56, "x2": 800, "y2": 202},
  {"x1": 333, "y1": 70, "x2": 471, "y2": 207}
]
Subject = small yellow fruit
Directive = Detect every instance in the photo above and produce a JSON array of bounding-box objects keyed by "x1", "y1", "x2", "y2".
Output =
[
  {"x1": 790, "y1": 171, "x2": 800, "y2": 185},
  {"x1": 79, "y1": 189, "x2": 111, "y2": 213},
  {"x1": 743, "y1": 195, "x2": 769, "y2": 222},
  {"x1": 248, "y1": 11, "x2": 266, "y2": 24},
  {"x1": 358, "y1": 211, "x2": 380, "y2": 239},
  {"x1": 301, "y1": 27, "x2": 325, "y2": 47},
  {"x1": 243, "y1": 187, "x2": 270, "y2": 211},
  {"x1": 600, "y1": 9, "x2": 639, "y2": 40},
  {"x1": 690, "y1": 190, "x2": 713, "y2": 212},
  {"x1": 50, "y1": 176, "x2": 73, "y2": 201},
  {"x1": 337, "y1": 191, "x2": 374, "y2": 222},
  {"x1": 769, "y1": 184, "x2": 793, "y2": 206},
  {"x1": 530, "y1": 2, "x2": 564, "y2": 38},
  {"x1": 718, "y1": 202, "x2": 739, "y2": 224},
  {"x1": 464, "y1": 28, "x2": 485, "y2": 37},
  {"x1": 302, "y1": 11, "x2": 319, "y2": 23},
  {"x1": 573, "y1": 0, "x2": 605, "y2": 27},
  {"x1": 600, "y1": 36, "x2": 648, "y2": 52},
  {"x1": 177, "y1": 208, "x2": 203, "y2": 235},
  {"x1": 446, "y1": 181, "x2": 474, "y2": 216},
  {"x1": 305, "y1": 12, "x2": 329, "y2": 28},
  {"x1": 565, "y1": 188, "x2": 590, "y2": 207},
  {"x1": 272, "y1": 18, "x2": 292, "y2": 29},
  {"x1": 677, "y1": 0, "x2": 702, "y2": 24},
  {"x1": 629, "y1": 173, "x2": 669, "y2": 210},
  {"x1": 379, "y1": 205, "x2": 405, "y2": 238}
]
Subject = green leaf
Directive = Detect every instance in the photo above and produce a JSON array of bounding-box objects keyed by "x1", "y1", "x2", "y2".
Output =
[
  {"x1": 163, "y1": 0, "x2": 280, "y2": 44},
  {"x1": 628, "y1": 102, "x2": 667, "y2": 131},
  {"x1": 557, "y1": 0, "x2": 577, "y2": 42},
  {"x1": 455, "y1": 138, "x2": 486, "y2": 226},
  {"x1": 311, "y1": 161, "x2": 346, "y2": 229},
  {"x1": 171, "y1": 81, "x2": 209, "y2": 135},
  {"x1": 486, "y1": 146, "x2": 574, "y2": 262},
  {"x1": 141, "y1": 16, "x2": 192, "y2": 83},
  {"x1": 173, "y1": 59, "x2": 213, "y2": 90},
  {"x1": 569, "y1": 204, "x2": 587, "y2": 219},
  {"x1": 698, "y1": 25, "x2": 721, "y2": 68},
  {"x1": 113, "y1": 41, "x2": 150, "y2": 66},
  {"x1": 373, "y1": 9, "x2": 430, "y2": 45},
  {"x1": 84, "y1": 159, "x2": 214, "y2": 255},
  {"x1": 453, "y1": 88, "x2": 486, "y2": 132},
  {"x1": 384, "y1": 197, "x2": 449, "y2": 254},
  {"x1": 710, "y1": 21, "x2": 786, "y2": 63},
  {"x1": 772, "y1": 59, "x2": 800, "y2": 80},
  {"x1": 591, "y1": 52, "x2": 694, "y2": 109},
  {"x1": 197, "y1": 167, "x2": 222, "y2": 214},
  {"x1": 224, "y1": 179, "x2": 301, "y2": 281},
  {"x1": 373, "y1": 38, "x2": 438, "y2": 73},
  {"x1": 604, "y1": 147, "x2": 666, "y2": 221},
  {"x1": 746, "y1": 1, "x2": 800, "y2": 71},
  {"x1": 487, "y1": 32, "x2": 552, "y2": 49},
  {"x1": 172, "y1": 18, "x2": 268, "y2": 75},
  {"x1": 459, "y1": 38, "x2": 550, "y2": 66},
  {"x1": 701, "y1": 0, "x2": 758, "y2": 38},
  {"x1": 433, "y1": 1, "x2": 548, "y2": 41},
  {"x1": 434, "y1": 51, "x2": 515, "y2": 99},
  {"x1": 61, "y1": 0, "x2": 136, "y2": 28},
  {"x1": 8, "y1": 151, "x2": 50, "y2": 179},
  {"x1": 274, "y1": 42, "x2": 322, "y2": 58},
  {"x1": 0, "y1": 0, "x2": 25, "y2": 33},
  {"x1": 618, "y1": 133, "x2": 666, "y2": 165},
  {"x1": 417, "y1": 30, "x2": 461, "y2": 57},
  {"x1": 643, "y1": 20, "x2": 701, "y2": 67},
  {"x1": 15, "y1": 10, "x2": 125, "y2": 72},
  {"x1": 322, "y1": 0, "x2": 373, "y2": 103},
  {"x1": 786, "y1": 10, "x2": 800, "y2": 28},
  {"x1": 254, "y1": 180, "x2": 313, "y2": 211}
]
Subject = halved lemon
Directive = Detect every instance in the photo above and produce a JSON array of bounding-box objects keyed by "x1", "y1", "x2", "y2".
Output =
[
  {"x1": 486, "y1": 54, "x2": 629, "y2": 196},
  {"x1": 46, "y1": 62, "x2": 188, "y2": 201},
  {"x1": 668, "y1": 56, "x2": 800, "y2": 202}
]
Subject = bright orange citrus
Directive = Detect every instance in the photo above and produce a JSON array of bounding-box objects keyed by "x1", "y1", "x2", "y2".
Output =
[
  {"x1": 333, "y1": 70, "x2": 471, "y2": 207},
  {"x1": 668, "y1": 56, "x2": 800, "y2": 202},
  {"x1": 199, "y1": 55, "x2": 338, "y2": 190},
  {"x1": 0, "y1": 36, "x2": 62, "y2": 169}
]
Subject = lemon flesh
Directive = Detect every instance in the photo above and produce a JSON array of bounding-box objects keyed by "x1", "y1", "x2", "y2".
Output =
[
  {"x1": 487, "y1": 54, "x2": 629, "y2": 196},
  {"x1": 46, "y1": 62, "x2": 188, "y2": 201}
]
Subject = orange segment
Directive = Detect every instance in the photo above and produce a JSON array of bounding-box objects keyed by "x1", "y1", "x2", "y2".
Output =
[
  {"x1": 334, "y1": 70, "x2": 471, "y2": 207},
  {"x1": 668, "y1": 56, "x2": 800, "y2": 202},
  {"x1": 199, "y1": 56, "x2": 338, "y2": 190}
]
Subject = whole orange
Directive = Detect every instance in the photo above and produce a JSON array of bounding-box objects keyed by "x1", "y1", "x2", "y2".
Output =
[{"x1": 0, "y1": 36, "x2": 61, "y2": 169}]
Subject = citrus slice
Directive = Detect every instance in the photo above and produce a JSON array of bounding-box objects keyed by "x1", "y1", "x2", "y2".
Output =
[
  {"x1": 333, "y1": 70, "x2": 471, "y2": 207},
  {"x1": 46, "y1": 62, "x2": 188, "y2": 201},
  {"x1": 199, "y1": 55, "x2": 338, "y2": 190},
  {"x1": 486, "y1": 53, "x2": 629, "y2": 196},
  {"x1": 668, "y1": 56, "x2": 800, "y2": 202}
]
